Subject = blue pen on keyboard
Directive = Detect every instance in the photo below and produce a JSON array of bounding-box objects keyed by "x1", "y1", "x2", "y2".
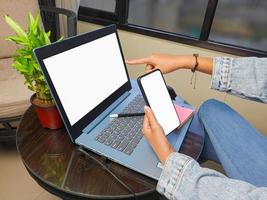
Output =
[{"x1": 110, "y1": 113, "x2": 145, "y2": 118}]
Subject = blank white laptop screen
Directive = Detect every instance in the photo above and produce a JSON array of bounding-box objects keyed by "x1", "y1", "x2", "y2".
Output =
[{"x1": 43, "y1": 33, "x2": 128, "y2": 125}]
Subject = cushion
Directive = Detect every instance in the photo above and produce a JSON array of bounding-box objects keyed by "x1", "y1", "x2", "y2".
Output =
[
  {"x1": 0, "y1": 58, "x2": 33, "y2": 118},
  {"x1": 0, "y1": 0, "x2": 40, "y2": 58}
]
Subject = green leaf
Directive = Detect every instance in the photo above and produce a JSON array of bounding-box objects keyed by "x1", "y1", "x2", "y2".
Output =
[
  {"x1": 29, "y1": 13, "x2": 35, "y2": 28},
  {"x1": 23, "y1": 55, "x2": 32, "y2": 59},
  {"x1": 57, "y1": 36, "x2": 64, "y2": 42},
  {"x1": 30, "y1": 13, "x2": 40, "y2": 35},
  {"x1": 4, "y1": 15, "x2": 27, "y2": 39},
  {"x1": 12, "y1": 61, "x2": 28, "y2": 73},
  {"x1": 27, "y1": 60, "x2": 35, "y2": 75},
  {"x1": 46, "y1": 31, "x2": 51, "y2": 37},
  {"x1": 33, "y1": 62, "x2": 41, "y2": 71},
  {"x1": 6, "y1": 35, "x2": 28, "y2": 45},
  {"x1": 43, "y1": 31, "x2": 51, "y2": 45},
  {"x1": 39, "y1": 75, "x2": 45, "y2": 81},
  {"x1": 24, "y1": 80, "x2": 34, "y2": 91},
  {"x1": 29, "y1": 34, "x2": 40, "y2": 47},
  {"x1": 16, "y1": 48, "x2": 32, "y2": 56},
  {"x1": 16, "y1": 56, "x2": 28, "y2": 66}
]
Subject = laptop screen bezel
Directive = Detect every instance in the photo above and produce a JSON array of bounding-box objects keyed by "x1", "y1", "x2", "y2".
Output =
[{"x1": 34, "y1": 25, "x2": 131, "y2": 142}]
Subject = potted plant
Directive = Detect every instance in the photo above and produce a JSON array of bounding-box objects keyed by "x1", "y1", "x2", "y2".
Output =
[{"x1": 5, "y1": 13, "x2": 63, "y2": 129}]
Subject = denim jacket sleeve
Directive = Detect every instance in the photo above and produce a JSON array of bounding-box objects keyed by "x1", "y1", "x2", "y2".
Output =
[
  {"x1": 157, "y1": 152, "x2": 267, "y2": 200},
  {"x1": 211, "y1": 57, "x2": 267, "y2": 103}
]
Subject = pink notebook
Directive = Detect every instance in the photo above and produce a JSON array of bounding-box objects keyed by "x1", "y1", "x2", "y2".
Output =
[{"x1": 174, "y1": 104, "x2": 194, "y2": 126}]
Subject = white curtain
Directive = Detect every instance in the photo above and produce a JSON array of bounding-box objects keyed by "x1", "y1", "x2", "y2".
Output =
[{"x1": 55, "y1": 0, "x2": 80, "y2": 37}]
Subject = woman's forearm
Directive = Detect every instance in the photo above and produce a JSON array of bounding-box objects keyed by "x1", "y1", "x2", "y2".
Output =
[
  {"x1": 126, "y1": 54, "x2": 213, "y2": 75},
  {"x1": 177, "y1": 55, "x2": 213, "y2": 75}
]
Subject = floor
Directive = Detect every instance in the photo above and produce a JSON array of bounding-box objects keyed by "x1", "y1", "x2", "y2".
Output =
[
  {"x1": 0, "y1": 141, "x2": 224, "y2": 200},
  {"x1": 0, "y1": 142, "x2": 60, "y2": 200}
]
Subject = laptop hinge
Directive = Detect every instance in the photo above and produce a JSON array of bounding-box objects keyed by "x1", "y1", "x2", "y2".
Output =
[{"x1": 81, "y1": 91, "x2": 131, "y2": 134}]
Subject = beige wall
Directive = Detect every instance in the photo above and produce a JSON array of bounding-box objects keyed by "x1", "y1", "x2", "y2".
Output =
[{"x1": 78, "y1": 21, "x2": 267, "y2": 135}]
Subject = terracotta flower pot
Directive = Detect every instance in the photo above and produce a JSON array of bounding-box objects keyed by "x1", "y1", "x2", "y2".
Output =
[{"x1": 30, "y1": 94, "x2": 63, "y2": 129}]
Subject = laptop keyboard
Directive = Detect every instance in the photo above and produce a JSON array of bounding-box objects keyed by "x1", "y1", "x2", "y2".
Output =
[{"x1": 95, "y1": 95, "x2": 145, "y2": 155}]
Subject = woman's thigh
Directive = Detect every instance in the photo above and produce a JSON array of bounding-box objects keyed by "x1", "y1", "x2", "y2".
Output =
[{"x1": 198, "y1": 99, "x2": 267, "y2": 187}]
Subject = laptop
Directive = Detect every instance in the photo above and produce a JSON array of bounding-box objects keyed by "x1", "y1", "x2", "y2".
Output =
[{"x1": 34, "y1": 25, "x2": 191, "y2": 180}]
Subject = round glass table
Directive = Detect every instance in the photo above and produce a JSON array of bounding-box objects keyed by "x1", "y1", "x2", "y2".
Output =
[{"x1": 17, "y1": 106, "x2": 204, "y2": 200}]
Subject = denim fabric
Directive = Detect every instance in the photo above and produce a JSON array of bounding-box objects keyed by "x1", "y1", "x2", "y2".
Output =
[
  {"x1": 199, "y1": 99, "x2": 267, "y2": 187},
  {"x1": 199, "y1": 130, "x2": 221, "y2": 164},
  {"x1": 157, "y1": 153, "x2": 192, "y2": 199},
  {"x1": 157, "y1": 152, "x2": 267, "y2": 200},
  {"x1": 157, "y1": 57, "x2": 267, "y2": 199},
  {"x1": 212, "y1": 57, "x2": 267, "y2": 103},
  {"x1": 157, "y1": 100, "x2": 267, "y2": 199}
]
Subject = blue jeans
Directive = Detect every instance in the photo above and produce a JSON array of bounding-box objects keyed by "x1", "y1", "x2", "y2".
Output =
[{"x1": 198, "y1": 99, "x2": 267, "y2": 187}]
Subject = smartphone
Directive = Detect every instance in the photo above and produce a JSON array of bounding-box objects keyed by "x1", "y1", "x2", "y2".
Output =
[{"x1": 137, "y1": 69, "x2": 180, "y2": 135}]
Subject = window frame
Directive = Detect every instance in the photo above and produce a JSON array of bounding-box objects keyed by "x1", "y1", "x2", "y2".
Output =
[
  {"x1": 79, "y1": 0, "x2": 129, "y2": 24},
  {"x1": 78, "y1": 0, "x2": 267, "y2": 57}
]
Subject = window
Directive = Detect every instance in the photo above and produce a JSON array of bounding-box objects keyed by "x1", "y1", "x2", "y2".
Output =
[
  {"x1": 209, "y1": 0, "x2": 267, "y2": 52},
  {"x1": 79, "y1": 0, "x2": 128, "y2": 24},
  {"x1": 128, "y1": 0, "x2": 208, "y2": 38},
  {"x1": 78, "y1": 0, "x2": 267, "y2": 56},
  {"x1": 80, "y1": 0, "x2": 116, "y2": 12}
]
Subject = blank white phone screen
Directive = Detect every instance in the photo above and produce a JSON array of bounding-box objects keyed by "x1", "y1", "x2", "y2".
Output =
[{"x1": 141, "y1": 70, "x2": 180, "y2": 135}]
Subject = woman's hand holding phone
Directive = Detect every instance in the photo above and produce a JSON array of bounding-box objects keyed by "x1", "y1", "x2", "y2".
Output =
[
  {"x1": 142, "y1": 106, "x2": 175, "y2": 164},
  {"x1": 137, "y1": 69, "x2": 180, "y2": 164}
]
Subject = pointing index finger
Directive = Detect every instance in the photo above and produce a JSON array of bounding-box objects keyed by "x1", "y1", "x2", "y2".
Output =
[{"x1": 125, "y1": 57, "x2": 151, "y2": 65}]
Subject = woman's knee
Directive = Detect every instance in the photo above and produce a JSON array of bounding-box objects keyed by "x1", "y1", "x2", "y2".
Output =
[
  {"x1": 198, "y1": 99, "x2": 241, "y2": 123},
  {"x1": 198, "y1": 99, "x2": 224, "y2": 121}
]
